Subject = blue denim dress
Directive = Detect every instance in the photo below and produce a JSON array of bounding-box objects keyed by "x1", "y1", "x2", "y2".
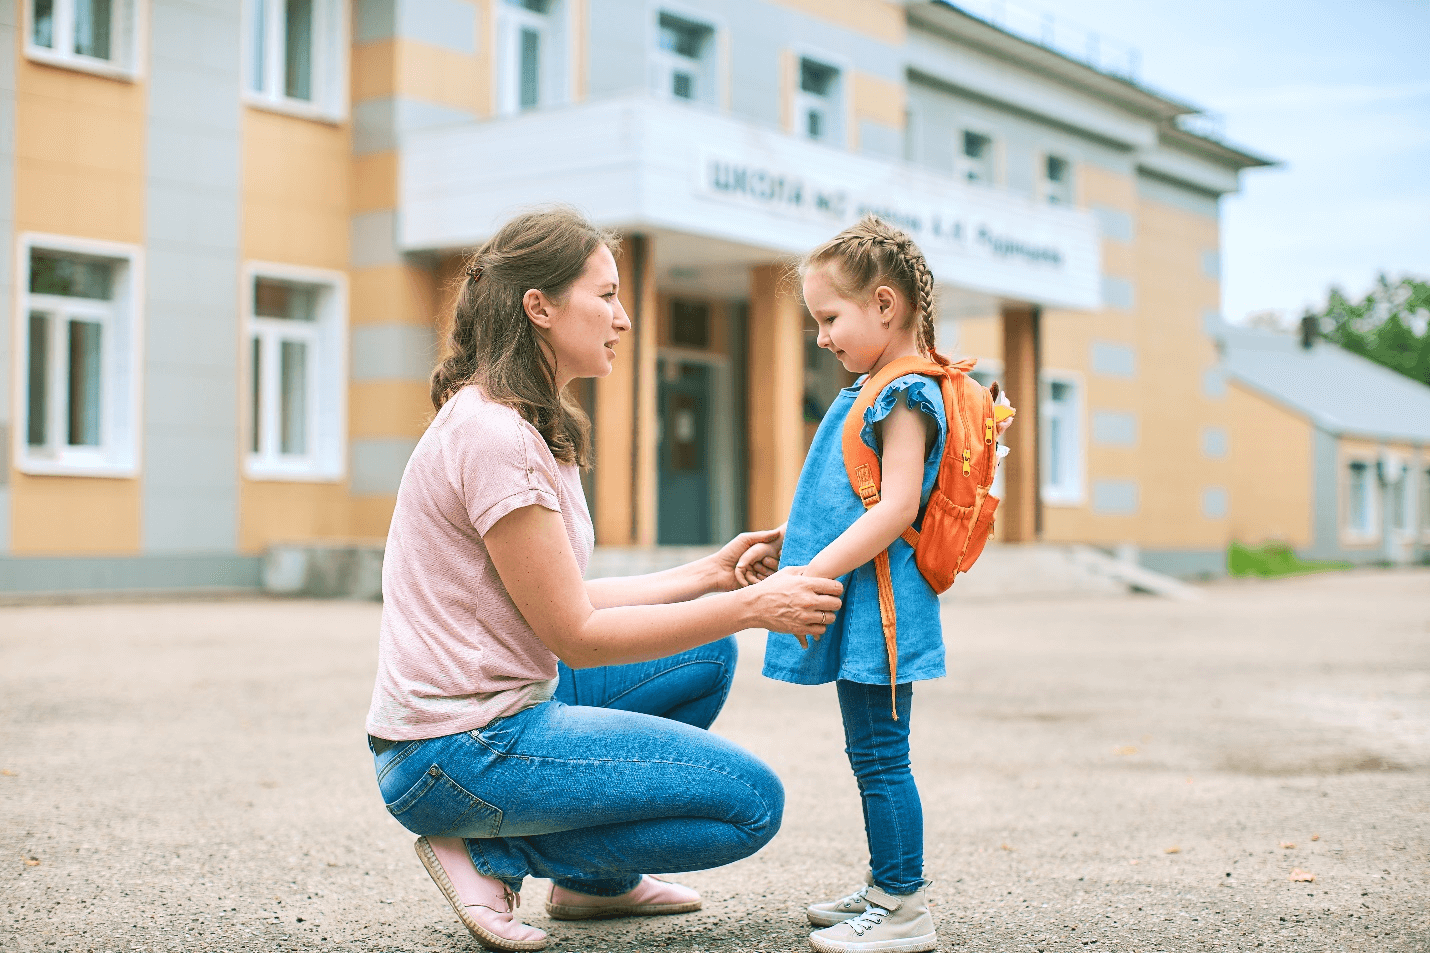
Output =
[{"x1": 763, "y1": 374, "x2": 948, "y2": 686}]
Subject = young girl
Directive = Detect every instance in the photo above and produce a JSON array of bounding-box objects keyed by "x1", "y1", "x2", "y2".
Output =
[{"x1": 738, "y1": 215, "x2": 1012, "y2": 953}]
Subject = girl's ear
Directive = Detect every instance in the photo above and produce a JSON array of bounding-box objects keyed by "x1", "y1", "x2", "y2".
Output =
[
  {"x1": 873, "y1": 284, "x2": 898, "y2": 318},
  {"x1": 523, "y1": 288, "x2": 554, "y2": 329}
]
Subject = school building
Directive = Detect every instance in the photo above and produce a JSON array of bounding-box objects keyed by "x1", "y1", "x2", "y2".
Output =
[{"x1": 2, "y1": 0, "x2": 1414, "y2": 596}]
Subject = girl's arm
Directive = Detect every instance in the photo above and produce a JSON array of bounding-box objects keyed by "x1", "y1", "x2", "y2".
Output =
[
  {"x1": 584, "y1": 528, "x2": 784, "y2": 609},
  {"x1": 804, "y1": 400, "x2": 930, "y2": 581},
  {"x1": 485, "y1": 506, "x2": 843, "y2": 669}
]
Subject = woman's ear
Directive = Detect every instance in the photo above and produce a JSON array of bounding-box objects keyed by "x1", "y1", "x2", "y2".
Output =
[{"x1": 523, "y1": 288, "x2": 554, "y2": 329}]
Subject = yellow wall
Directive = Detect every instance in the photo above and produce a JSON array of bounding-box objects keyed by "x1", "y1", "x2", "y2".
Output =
[
  {"x1": 770, "y1": 0, "x2": 905, "y2": 45},
  {"x1": 1225, "y1": 384, "x2": 1313, "y2": 547},
  {"x1": 9, "y1": 47, "x2": 148, "y2": 554}
]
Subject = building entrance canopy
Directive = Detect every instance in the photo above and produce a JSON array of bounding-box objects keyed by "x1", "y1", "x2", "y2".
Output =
[{"x1": 400, "y1": 95, "x2": 1102, "y2": 310}]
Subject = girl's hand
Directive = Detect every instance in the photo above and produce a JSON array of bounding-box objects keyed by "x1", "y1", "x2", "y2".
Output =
[
  {"x1": 707, "y1": 527, "x2": 784, "y2": 593},
  {"x1": 745, "y1": 567, "x2": 842, "y2": 648},
  {"x1": 733, "y1": 524, "x2": 784, "y2": 587}
]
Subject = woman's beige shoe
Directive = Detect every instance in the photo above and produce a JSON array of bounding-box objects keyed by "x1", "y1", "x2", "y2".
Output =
[
  {"x1": 806, "y1": 871, "x2": 874, "y2": 927},
  {"x1": 808, "y1": 884, "x2": 937, "y2": 953},
  {"x1": 545, "y1": 875, "x2": 702, "y2": 920},
  {"x1": 414, "y1": 836, "x2": 549, "y2": 951}
]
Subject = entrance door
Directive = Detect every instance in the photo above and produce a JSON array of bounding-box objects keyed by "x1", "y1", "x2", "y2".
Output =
[{"x1": 658, "y1": 360, "x2": 711, "y2": 544}]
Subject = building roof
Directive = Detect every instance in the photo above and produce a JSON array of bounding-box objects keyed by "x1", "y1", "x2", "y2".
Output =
[{"x1": 1216, "y1": 323, "x2": 1430, "y2": 444}]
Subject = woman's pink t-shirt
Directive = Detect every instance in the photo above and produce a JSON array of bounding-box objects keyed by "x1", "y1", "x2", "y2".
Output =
[{"x1": 365, "y1": 385, "x2": 594, "y2": 740}]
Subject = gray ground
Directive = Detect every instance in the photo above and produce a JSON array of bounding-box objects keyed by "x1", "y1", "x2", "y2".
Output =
[{"x1": 1, "y1": 569, "x2": 1427, "y2": 952}]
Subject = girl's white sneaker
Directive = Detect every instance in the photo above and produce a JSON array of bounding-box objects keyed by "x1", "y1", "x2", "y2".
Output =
[
  {"x1": 806, "y1": 871, "x2": 874, "y2": 927},
  {"x1": 808, "y1": 885, "x2": 937, "y2": 953}
]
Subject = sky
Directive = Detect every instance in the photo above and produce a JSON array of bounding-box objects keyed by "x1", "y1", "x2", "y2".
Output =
[{"x1": 1007, "y1": 0, "x2": 1430, "y2": 324}]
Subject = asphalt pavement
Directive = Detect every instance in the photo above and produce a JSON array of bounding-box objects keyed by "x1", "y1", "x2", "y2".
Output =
[{"x1": 2, "y1": 568, "x2": 1427, "y2": 952}]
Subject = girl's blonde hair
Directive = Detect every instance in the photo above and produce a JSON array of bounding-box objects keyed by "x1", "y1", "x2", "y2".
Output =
[
  {"x1": 800, "y1": 214, "x2": 938, "y2": 357},
  {"x1": 431, "y1": 206, "x2": 620, "y2": 467}
]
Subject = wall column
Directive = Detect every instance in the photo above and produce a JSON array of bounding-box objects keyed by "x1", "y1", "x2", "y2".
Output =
[
  {"x1": 1000, "y1": 303, "x2": 1041, "y2": 541},
  {"x1": 747, "y1": 264, "x2": 806, "y2": 531},
  {"x1": 594, "y1": 233, "x2": 658, "y2": 545}
]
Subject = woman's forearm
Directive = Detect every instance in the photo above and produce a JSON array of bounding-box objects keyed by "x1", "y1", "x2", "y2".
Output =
[
  {"x1": 585, "y1": 559, "x2": 718, "y2": 609},
  {"x1": 563, "y1": 589, "x2": 757, "y2": 668}
]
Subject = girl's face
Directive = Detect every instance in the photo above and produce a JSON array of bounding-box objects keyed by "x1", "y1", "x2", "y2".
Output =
[
  {"x1": 803, "y1": 265, "x2": 908, "y2": 375},
  {"x1": 529, "y1": 245, "x2": 630, "y2": 388}
]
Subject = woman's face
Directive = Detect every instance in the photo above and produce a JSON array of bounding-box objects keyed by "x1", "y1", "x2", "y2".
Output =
[{"x1": 530, "y1": 246, "x2": 630, "y2": 387}]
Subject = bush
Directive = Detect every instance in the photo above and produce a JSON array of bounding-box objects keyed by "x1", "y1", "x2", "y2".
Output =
[{"x1": 1227, "y1": 541, "x2": 1353, "y2": 579}]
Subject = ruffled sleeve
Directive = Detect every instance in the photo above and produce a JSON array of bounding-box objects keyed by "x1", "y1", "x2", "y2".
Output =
[{"x1": 860, "y1": 374, "x2": 947, "y2": 464}]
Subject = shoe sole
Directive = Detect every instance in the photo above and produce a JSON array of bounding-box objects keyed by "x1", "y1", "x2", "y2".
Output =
[
  {"x1": 808, "y1": 931, "x2": 938, "y2": 953},
  {"x1": 545, "y1": 897, "x2": 703, "y2": 921},
  {"x1": 807, "y1": 908, "x2": 865, "y2": 928},
  {"x1": 414, "y1": 837, "x2": 549, "y2": 952}
]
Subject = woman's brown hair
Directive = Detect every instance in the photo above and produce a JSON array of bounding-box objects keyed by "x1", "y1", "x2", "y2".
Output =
[
  {"x1": 800, "y1": 214, "x2": 938, "y2": 356},
  {"x1": 431, "y1": 207, "x2": 620, "y2": 467}
]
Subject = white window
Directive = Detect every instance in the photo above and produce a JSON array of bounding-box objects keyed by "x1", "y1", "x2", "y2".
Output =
[
  {"x1": 1345, "y1": 460, "x2": 1377, "y2": 540},
  {"x1": 498, "y1": 0, "x2": 569, "y2": 115},
  {"x1": 244, "y1": 265, "x2": 346, "y2": 481},
  {"x1": 961, "y1": 130, "x2": 994, "y2": 184},
  {"x1": 1043, "y1": 154, "x2": 1073, "y2": 205},
  {"x1": 244, "y1": 0, "x2": 346, "y2": 120},
  {"x1": 653, "y1": 11, "x2": 715, "y2": 105},
  {"x1": 796, "y1": 58, "x2": 843, "y2": 144},
  {"x1": 25, "y1": 0, "x2": 142, "y2": 78},
  {"x1": 1040, "y1": 374, "x2": 1084, "y2": 505},
  {"x1": 18, "y1": 236, "x2": 141, "y2": 477}
]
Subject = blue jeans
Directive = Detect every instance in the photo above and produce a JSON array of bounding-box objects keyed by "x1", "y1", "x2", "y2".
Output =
[
  {"x1": 837, "y1": 679, "x2": 923, "y2": 895},
  {"x1": 372, "y1": 637, "x2": 783, "y2": 895}
]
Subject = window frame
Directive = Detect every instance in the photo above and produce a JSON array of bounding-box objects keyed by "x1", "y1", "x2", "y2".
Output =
[
  {"x1": 23, "y1": 0, "x2": 146, "y2": 81},
  {"x1": 1418, "y1": 463, "x2": 1430, "y2": 542},
  {"x1": 1038, "y1": 369, "x2": 1086, "y2": 507},
  {"x1": 651, "y1": 8, "x2": 719, "y2": 108},
  {"x1": 241, "y1": 0, "x2": 348, "y2": 123},
  {"x1": 242, "y1": 262, "x2": 348, "y2": 483},
  {"x1": 15, "y1": 233, "x2": 144, "y2": 478},
  {"x1": 792, "y1": 50, "x2": 847, "y2": 147},
  {"x1": 497, "y1": 0, "x2": 571, "y2": 117},
  {"x1": 1041, "y1": 151, "x2": 1074, "y2": 205},
  {"x1": 1341, "y1": 455, "x2": 1379, "y2": 545},
  {"x1": 959, "y1": 127, "x2": 997, "y2": 185}
]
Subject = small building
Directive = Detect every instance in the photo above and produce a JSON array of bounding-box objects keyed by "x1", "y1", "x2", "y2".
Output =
[
  {"x1": 1, "y1": 1, "x2": 1279, "y2": 593},
  {"x1": 1215, "y1": 322, "x2": 1430, "y2": 566}
]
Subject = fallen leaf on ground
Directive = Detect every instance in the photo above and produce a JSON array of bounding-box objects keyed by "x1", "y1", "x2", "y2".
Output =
[
  {"x1": 1165, "y1": 846, "x2": 1181, "y2": 854},
  {"x1": 1310, "y1": 834, "x2": 1320, "y2": 842},
  {"x1": 1, "y1": 770, "x2": 15, "y2": 777},
  {"x1": 1000, "y1": 843, "x2": 1015, "y2": 851},
  {"x1": 1280, "y1": 841, "x2": 1296, "y2": 849},
  {"x1": 23, "y1": 857, "x2": 40, "y2": 866},
  {"x1": 1128, "y1": 859, "x2": 1139, "y2": 865},
  {"x1": 1114, "y1": 746, "x2": 1138, "y2": 756},
  {"x1": 1289, "y1": 868, "x2": 1316, "y2": 883}
]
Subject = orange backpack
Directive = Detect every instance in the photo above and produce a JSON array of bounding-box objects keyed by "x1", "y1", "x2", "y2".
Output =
[{"x1": 841, "y1": 352, "x2": 1012, "y2": 717}]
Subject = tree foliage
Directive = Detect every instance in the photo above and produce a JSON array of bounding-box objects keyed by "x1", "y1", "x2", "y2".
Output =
[{"x1": 1311, "y1": 275, "x2": 1430, "y2": 386}]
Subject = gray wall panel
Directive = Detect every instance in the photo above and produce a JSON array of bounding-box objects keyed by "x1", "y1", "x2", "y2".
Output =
[
  {"x1": 1091, "y1": 410, "x2": 1138, "y2": 447},
  {"x1": 1092, "y1": 479, "x2": 1139, "y2": 515},
  {"x1": 142, "y1": 0, "x2": 242, "y2": 554},
  {"x1": 0, "y1": 553, "x2": 263, "y2": 594},
  {"x1": 1090, "y1": 340, "x2": 1137, "y2": 378},
  {"x1": 586, "y1": 0, "x2": 647, "y2": 99},
  {"x1": 351, "y1": 210, "x2": 404, "y2": 268},
  {"x1": 351, "y1": 437, "x2": 421, "y2": 495},
  {"x1": 1137, "y1": 172, "x2": 1219, "y2": 219},
  {"x1": 352, "y1": 325, "x2": 438, "y2": 380}
]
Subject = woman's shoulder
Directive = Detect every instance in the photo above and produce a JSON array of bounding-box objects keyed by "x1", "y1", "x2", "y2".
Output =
[{"x1": 440, "y1": 386, "x2": 542, "y2": 444}]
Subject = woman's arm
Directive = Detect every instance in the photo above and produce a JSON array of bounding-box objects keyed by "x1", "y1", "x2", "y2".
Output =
[
  {"x1": 584, "y1": 528, "x2": 783, "y2": 609},
  {"x1": 804, "y1": 400, "x2": 930, "y2": 581},
  {"x1": 485, "y1": 507, "x2": 843, "y2": 669}
]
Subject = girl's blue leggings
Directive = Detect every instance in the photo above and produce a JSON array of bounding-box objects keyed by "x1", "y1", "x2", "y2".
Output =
[{"x1": 837, "y1": 679, "x2": 923, "y2": 895}]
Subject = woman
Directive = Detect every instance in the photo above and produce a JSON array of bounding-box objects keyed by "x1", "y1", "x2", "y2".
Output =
[{"x1": 366, "y1": 207, "x2": 843, "y2": 951}]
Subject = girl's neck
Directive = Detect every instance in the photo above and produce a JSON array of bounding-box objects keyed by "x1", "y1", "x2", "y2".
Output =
[{"x1": 868, "y1": 335, "x2": 922, "y2": 377}]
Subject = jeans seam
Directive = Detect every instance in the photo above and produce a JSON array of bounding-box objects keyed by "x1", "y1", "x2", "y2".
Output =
[{"x1": 600, "y1": 658, "x2": 728, "y2": 710}]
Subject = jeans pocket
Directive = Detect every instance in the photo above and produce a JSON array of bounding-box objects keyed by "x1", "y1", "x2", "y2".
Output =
[{"x1": 384, "y1": 764, "x2": 504, "y2": 838}]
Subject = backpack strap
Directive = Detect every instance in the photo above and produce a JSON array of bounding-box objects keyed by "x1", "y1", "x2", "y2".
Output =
[{"x1": 840, "y1": 354, "x2": 947, "y2": 719}]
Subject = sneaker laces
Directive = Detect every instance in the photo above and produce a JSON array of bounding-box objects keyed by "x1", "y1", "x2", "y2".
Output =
[
  {"x1": 837, "y1": 884, "x2": 871, "y2": 911},
  {"x1": 844, "y1": 904, "x2": 891, "y2": 937}
]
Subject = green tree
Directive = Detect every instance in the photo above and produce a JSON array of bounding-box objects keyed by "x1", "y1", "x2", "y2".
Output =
[{"x1": 1311, "y1": 275, "x2": 1430, "y2": 386}]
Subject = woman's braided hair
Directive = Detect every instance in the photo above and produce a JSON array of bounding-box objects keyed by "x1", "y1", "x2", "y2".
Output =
[
  {"x1": 800, "y1": 214, "x2": 938, "y2": 357},
  {"x1": 431, "y1": 206, "x2": 619, "y2": 467}
]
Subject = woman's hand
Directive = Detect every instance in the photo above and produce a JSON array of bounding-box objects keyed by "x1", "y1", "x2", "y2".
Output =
[
  {"x1": 744, "y1": 567, "x2": 842, "y2": 649},
  {"x1": 731, "y1": 524, "x2": 785, "y2": 588}
]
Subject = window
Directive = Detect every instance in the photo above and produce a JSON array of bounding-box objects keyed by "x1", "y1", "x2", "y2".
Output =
[
  {"x1": 499, "y1": 0, "x2": 568, "y2": 115},
  {"x1": 245, "y1": 266, "x2": 346, "y2": 480},
  {"x1": 796, "y1": 58, "x2": 843, "y2": 144},
  {"x1": 670, "y1": 300, "x2": 710, "y2": 349},
  {"x1": 1346, "y1": 460, "x2": 1376, "y2": 539},
  {"x1": 1420, "y1": 467, "x2": 1430, "y2": 536},
  {"x1": 26, "y1": 0, "x2": 141, "y2": 78},
  {"x1": 654, "y1": 12, "x2": 715, "y2": 105},
  {"x1": 1040, "y1": 374, "x2": 1083, "y2": 505},
  {"x1": 962, "y1": 130, "x2": 994, "y2": 184},
  {"x1": 19, "y1": 236, "x2": 140, "y2": 477},
  {"x1": 245, "y1": 0, "x2": 345, "y2": 119},
  {"x1": 1044, "y1": 154, "x2": 1073, "y2": 205}
]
